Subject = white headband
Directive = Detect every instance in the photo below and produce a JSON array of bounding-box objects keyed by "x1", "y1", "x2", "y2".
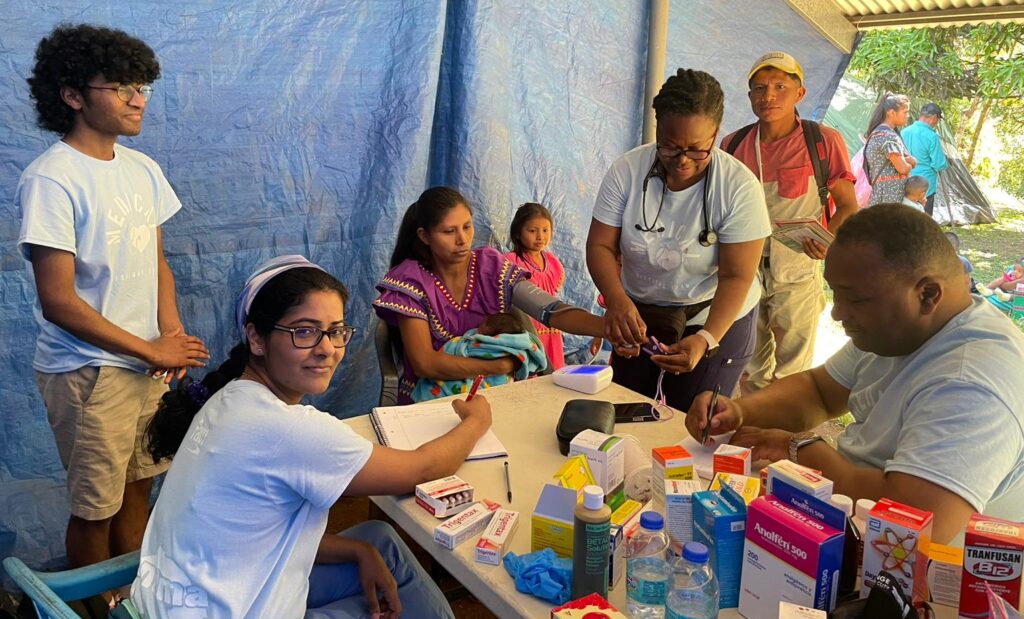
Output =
[{"x1": 236, "y1": 255, "x2": 327, "y2": 341}]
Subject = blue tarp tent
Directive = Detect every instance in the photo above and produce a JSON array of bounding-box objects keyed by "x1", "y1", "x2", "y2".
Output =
[{"x1": 0, "y1": 0, "x2": 850, "y2": 578}]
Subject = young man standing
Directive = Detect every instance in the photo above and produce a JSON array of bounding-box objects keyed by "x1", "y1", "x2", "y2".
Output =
[
  {"x1": 722, "y1": 52, "x2": 858, "y2": 392},
  {"x1": 901, "y1": 102, "x2": 949, "y2": 217},
  {"x1": 17, "y1": 24, "x2": 209, "y2": 571}
]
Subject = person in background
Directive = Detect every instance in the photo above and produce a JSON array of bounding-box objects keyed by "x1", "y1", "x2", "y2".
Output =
[
  {"x1": 686, "y1": 205, "x2": 1024, "y2": 544},
  {"x1": 586, "y1": 68, "x2": 770, "y2": 411},
  {"x1": 977, "y1": 257, "x2": 1024, "y2": 302},
  {"x1": 134, "y1": 256, "x2": 474, "y2": 618},
  {"x1": 505, "y1": 202, "x2": 570, "y2": 370},
  {"x1": 902, "y1": 175, "x2": 929, "y2": 211},
  {"x1": 16, "y1": 24, "x2": 209, "y2": 580},
  {"x1": 374, "y1": 187, "x2": 604, "y2": 404},
  {"x1": 900, "y1": 102, "x2": 949, "y2": 217},
  {"x1": 864, "y1": 93, "x2": 916, "y2": 207},
  {"x1": 944, "y1": 230, "x2": 977, "y2": 294},
  {"x1": 723, "y1": 51, "x2": 858, "y2": 393}
]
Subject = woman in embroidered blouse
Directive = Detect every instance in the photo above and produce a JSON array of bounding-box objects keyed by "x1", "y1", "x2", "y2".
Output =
[
  {"x1": 374, "y1": 187, "x2": 604, "y2": 403},
  {"x1": 864, "y1": 93, "x2": 916, "y2": 207}
]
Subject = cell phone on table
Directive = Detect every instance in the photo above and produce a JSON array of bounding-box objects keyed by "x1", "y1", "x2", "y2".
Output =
[{"x1": 613, "y1": 402, "x2": 659, "y2": 423}]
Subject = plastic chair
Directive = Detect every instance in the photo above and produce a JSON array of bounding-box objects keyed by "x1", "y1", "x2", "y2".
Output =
[{"x1": 3, "y1": 551, "x2": 139, "y2": 619}]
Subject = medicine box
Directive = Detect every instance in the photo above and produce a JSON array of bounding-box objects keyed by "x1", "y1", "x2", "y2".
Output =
[
  {"x1": 960, "y1": 514, "x2": 1024, "y2": 618},
  {"x1": 433, "y1": 499, "x2": 501, "y2": 550},
  {"x1": 709, "y1": 472, "x2": 761, "y2": 505},
  {"x1": 652, "y1": 445, "x2": 694, "y2": 505},
  {"x1": 665, "y1": 479, "x2": 703, "y2": 556},
  {"x1": 608, "y1": 499, "x2": 645, "y2": 587},
  {"x1": 531, "y1": 484, "x2": 577, "y2": 557},
  {"x1": 693, "y1": 484, "x2": 747, "y2": 608},
  {"x1": 553, "y1": 455, "x2": 597, "y2": 498},
  {"x1": 861, "y1": 498, "x2": 933, "y2": 607},
  {"x1": 766, "y1": 460, "x2": 833, "y2": 500},
  {"x1": 475, "y1": 509, "x2": 519, "y2": 565},
  {"x1": 778, "y1": 601, "x2": 827, "y2": 618},
  {"x1": 415, "y1": 475, "x2": 474, "y2": 518},
  {"x1": 738, "y1": 495, "x2": 843, "y2": 619},
  {"x1": 713, "y1": 444, "x2": 752, "y2": 476},
  {"x1": 568, "y1": 430, "x2": 624, "y2": 501}
]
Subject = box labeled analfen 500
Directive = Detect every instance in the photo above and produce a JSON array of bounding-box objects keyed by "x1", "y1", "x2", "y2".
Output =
[
  {"x1": 738, "y1": 485, "x2": 845, "y2": 619},
  {"x1": 960, "y1": 514, "x2": 1024, "y2": 618}
]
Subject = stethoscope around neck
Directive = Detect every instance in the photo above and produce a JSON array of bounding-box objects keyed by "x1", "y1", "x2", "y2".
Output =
[{"x1": 635, "y1": 153, "x2": 718, "y2": 247}]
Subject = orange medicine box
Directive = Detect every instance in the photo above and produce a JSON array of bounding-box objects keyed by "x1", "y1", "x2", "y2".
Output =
[
  {"x1": 960, "y1": 514, "x2": 1024, "y2": 618},
  {"x1": 861, "y1": 498, "x2": 932, "y2": 607},
  {"x1": 713, "y1": 444, "x2": 752, "y2": 476},
  {"x1": 652, "y1": 446, "x2": 694, "y2": 506}
]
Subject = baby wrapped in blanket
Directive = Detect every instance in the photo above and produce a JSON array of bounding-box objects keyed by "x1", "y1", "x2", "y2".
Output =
[{"x1": 412, "y1": 312, "x2": 548, "y2": 401}]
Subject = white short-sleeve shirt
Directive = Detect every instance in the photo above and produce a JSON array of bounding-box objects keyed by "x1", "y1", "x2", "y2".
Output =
[
  {"x1": 826, "y1": 298, "x2": 1024, "y2": 523},
  {"x1": 17, "y1": 141, "x2": 181, "y2": 373},
  {"x1": 131, "y1": 381, "x2": 374, "y2": 618},
  {"x1": 592, "y1": 144, "x2": 771, "y2": 317}
]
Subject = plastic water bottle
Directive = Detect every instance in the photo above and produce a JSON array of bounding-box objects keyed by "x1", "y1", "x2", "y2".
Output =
[
  {"x1": 666, "y1": 542, "x2": 719, "y2": 619},
  {"x1": 626, "y1": 512, "x2": 672, "y2": 618}
]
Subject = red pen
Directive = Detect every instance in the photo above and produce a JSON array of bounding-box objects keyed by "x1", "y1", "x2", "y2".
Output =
[{"x1": 466, "y1": 374, "x2": 485, "y2": 401}]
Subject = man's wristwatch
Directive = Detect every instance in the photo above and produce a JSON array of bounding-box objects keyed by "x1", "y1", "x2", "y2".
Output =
[
  {"x1": 695, "y1": 329, "x2": 719, "y2": 358},
  {"x1": 788, "y1": 431, "x2": 824, "y2": 464}
]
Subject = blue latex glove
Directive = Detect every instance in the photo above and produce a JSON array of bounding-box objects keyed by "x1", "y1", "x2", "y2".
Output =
[{"x1": 502, "y1": 548, "x2": 573, "y2": 605}]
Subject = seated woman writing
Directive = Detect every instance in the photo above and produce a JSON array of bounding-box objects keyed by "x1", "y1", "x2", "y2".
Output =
[
  {"x1": 132, "y1": 255, "x2": 489, "y2": 618},
  {"x1": 374, "y1": 187, "x2": 605, "y2": 404}
]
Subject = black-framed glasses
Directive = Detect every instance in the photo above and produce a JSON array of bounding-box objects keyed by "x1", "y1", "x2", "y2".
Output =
[
  {"x1": 272, "y1": 325, "x2": 357, "y2": 349},
  {"x1": 655, "y1": 143, "x2": 713, "y2": 161},
  {"x1": 85, "y1": 84, "x2": 154, "y2": 102}
]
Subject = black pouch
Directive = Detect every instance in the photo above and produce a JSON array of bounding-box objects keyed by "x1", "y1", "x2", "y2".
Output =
[{"x1": 555, "y1": 399, "x2": 615, "y2": 455}]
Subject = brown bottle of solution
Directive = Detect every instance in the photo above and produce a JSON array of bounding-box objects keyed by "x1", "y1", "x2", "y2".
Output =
[{"x1": 572, "y1": 485, "x2": 612, "y2": 599}]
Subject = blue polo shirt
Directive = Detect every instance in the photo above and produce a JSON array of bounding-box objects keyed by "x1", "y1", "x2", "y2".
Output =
[{"x1": 901, "y1": 120, "x2": 948, "y2": 196}]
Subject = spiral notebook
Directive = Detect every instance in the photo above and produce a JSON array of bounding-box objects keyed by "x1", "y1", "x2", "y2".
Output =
[{"x1": 370, "y1": 401, "x2": 507, "y2": 460}]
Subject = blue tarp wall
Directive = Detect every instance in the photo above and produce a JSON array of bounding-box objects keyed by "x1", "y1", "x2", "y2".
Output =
[{"x1": 0, "y1": 0, "x2": 849, "y2": 577}]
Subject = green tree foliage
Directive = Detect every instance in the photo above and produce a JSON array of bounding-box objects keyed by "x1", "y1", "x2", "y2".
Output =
[{"x1": 847, "y1": 24, "x2": 1024, "y2": 197}]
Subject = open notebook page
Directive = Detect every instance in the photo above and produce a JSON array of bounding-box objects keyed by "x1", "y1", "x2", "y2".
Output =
[{"x1": 370, "y1": 401, "x2": 507, "y2": 460}]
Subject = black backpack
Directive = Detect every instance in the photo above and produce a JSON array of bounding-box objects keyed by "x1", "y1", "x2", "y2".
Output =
[{"x1": 725, "y1": 119, "x2": 833, "y2": 223}]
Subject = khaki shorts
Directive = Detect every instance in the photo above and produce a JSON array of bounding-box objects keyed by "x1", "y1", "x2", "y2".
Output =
[{"x1": 35, "y1": 365, "x2": 170, "y2": 520}]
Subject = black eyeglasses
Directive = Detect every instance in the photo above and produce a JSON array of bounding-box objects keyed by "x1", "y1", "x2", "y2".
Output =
[
  {"x1": 272, "y1": 325, "x2": 357, "y2": 349},
  {"x1": 655, "y1": 144, "x2": 714, "y2": 161},
  {"x1": 85, "y1": 84, "x2": 154, "y2": 103}
]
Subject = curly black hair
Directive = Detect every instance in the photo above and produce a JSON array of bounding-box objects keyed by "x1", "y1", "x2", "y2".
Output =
[
  {"x1": 28, "y1": 23, "x2": 161, "y2": 135},
  {"x1": 652, "y1": 68, "x2": 725, "y2": 125}
]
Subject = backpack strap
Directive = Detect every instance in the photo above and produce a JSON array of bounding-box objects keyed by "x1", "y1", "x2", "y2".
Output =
[
  {"x1": 801, "y1": 119, "x2": 832, "y2": 222},
  {"x1": 724, "y1": 122, "x2": 757, "y2": 155}
]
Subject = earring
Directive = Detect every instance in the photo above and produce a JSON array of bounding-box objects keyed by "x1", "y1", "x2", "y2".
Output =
[{"x1": 254, "y1": 348, "x2": 263, "y2": 354}]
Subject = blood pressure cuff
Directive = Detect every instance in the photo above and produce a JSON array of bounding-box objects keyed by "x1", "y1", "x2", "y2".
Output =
[{"x1": 511, "y1": 281, "x2": 567, "y2": 327}]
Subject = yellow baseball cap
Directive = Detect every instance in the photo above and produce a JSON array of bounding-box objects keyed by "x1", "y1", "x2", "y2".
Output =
[{"x1": 747, "y1": 51, "x2": 804, "y2": 84}]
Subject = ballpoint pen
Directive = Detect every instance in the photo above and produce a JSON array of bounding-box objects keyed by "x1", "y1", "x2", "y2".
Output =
[
  {"x1": 701, "y1": 384, "x2": 721, "y2": 445},
  {"x1": 503, "y1": 460, "x2": 512, "y2": 502},
  {"x1": 466, "y1": 374, "x2": 485, "y2": 401}
]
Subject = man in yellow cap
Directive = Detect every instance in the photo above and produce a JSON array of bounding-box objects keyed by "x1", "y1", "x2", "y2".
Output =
[{"x1": 723, "y1": 52, "x2": 859, "y2": 393}]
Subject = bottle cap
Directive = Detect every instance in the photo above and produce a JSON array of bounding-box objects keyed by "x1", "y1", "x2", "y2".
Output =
[
  {"x1": 682, "y1": 541, "x2": 709, "y2": 563},
  {"x1": 855, "y1": 498, "x2": 876, "y2": 518},
  {"x1": 639, "y1": 511, "x2": 663, "y2": 531},
  {"x1": 830, "y1": 494, "x2": 854, "y2": 517},
  {"x1": 582, "y1": 485, "x2": 604, "y2": 510}
]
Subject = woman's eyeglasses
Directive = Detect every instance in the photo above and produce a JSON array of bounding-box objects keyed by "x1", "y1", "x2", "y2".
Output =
[{"x1": 272, "y1": 325, "x2": 357, "y2": 349}]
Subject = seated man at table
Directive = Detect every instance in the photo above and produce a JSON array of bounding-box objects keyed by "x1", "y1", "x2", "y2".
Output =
[{"x1": 685, "y1": 203, "x2": 1024, "y2": 544}]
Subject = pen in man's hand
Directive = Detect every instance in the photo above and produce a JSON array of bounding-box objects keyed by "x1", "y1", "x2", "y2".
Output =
[
  {"x1": 466, "y1": 374, "x2": 485, "y2": 401},
  {"x1": 701, "y1": 384, "x2": 721, "y2": 445},
  {"x1": 503, "y1": 460, "x2": 512, "y2": 503}
]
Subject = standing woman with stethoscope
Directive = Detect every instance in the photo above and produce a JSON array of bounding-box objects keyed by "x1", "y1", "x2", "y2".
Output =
[{"x1": 586, "y1": 68, "x2": 771, "y2": 412}]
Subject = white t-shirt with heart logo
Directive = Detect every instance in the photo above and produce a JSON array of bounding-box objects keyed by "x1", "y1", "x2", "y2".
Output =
[{"x1": 17, "y1": 141, "x2": 181, "y2": 373}]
